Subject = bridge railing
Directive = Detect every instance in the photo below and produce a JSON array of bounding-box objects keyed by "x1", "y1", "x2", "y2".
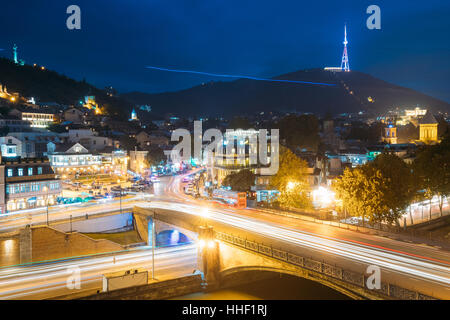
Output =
[{"x1": 215, "y1": 231, "x2": 437, "y2": 300}]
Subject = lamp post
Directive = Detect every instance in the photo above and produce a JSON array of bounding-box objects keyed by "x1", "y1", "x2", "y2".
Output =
[
  {"x1": 201, "y1": 208, "x2": 209, "y2": 227},
  {"x1": 150, "y1": 210, "x2": 156, "y2": 280}
]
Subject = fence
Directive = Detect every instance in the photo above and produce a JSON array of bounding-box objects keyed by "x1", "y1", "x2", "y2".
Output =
[
  {"x1": 215, "y1": 231, "x2": 437, "y2": 300},
  {"x1": 256, "y1": 206, "x2": 450, "y2": 247}
]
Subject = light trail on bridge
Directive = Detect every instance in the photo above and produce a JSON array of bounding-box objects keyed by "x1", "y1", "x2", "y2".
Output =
[
  {"x1": 141, "y1": 200, "x2": 450, "y2": 288},
  {"x1": 0, "y1": 244, "x2": 197, "y2": 300}
]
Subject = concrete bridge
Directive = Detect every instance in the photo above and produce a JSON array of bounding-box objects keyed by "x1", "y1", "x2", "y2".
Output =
[{"x1": 132, "y1": 206, "x2": 437, "y2": 300}]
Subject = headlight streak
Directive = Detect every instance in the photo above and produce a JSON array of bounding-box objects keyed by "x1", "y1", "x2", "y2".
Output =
[
  {"x1": 0, "y1": 244, "x2": 197, "y2": 300},
  {"x1": 140, "y1": 201, "x2": 450, "y2": 286}
]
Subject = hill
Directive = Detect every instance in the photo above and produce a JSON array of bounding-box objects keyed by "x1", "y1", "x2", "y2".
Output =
[
  {"x1": 122, "y1": 69, "x2": 450, "y2": 118},
  {"x1": 0, "y1": 58, "x2": 131, "y2": 117}
]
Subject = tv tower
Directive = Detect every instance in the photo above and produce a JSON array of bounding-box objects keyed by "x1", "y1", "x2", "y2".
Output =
[
  {"x1": 13, "y1": 44, "x2": 18, "y2": 64},
  {"x1": 340, "y1": 25, "x2": 350, "y2": 72}
]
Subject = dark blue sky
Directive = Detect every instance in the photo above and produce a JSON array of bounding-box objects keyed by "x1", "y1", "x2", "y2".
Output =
[{"x1": 1, "y1": 0, "x2": 449, "y2": 102}]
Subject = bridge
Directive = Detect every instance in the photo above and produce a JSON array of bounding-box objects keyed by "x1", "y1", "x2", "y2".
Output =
[{"x1": 132, "y1": 205, "x2": 441, "y2": 300}]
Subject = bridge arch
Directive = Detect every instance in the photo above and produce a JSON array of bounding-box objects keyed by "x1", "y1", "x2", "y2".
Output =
[{"x1": 219, "y1": 265, "x2": 364, "y2": 300}]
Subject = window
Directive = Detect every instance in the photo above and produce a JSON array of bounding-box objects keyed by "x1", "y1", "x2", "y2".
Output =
[
  {"x1": 18, "y1": 168, "x2": 23, "y2": 176},
  {"x1": 7, "y1": 169, "x2": 13, "y2": 177},
  {"x1": 28, "y1": 168, "x2": 33, "y2": 176},
  {"x1": 37, "y1": 167, "x2": 43, "y2": 175}
]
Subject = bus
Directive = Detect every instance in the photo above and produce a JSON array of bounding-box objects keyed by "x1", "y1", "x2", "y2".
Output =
[{"x1": 212, "y1": 189, "x2": 247, "y2": 209}]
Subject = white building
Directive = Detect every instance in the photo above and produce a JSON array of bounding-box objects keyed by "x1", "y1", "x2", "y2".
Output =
[{"x1": 0, "y1": 136, "x2": 22, "y2": 158}]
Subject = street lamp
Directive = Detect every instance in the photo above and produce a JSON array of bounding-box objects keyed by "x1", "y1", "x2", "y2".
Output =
[
  {"x1": 150, "y1": 210, "x2": 156, "y2": 280},
  {"x1": 200, "y1": 207, "x2": 209, "y2": 227}
]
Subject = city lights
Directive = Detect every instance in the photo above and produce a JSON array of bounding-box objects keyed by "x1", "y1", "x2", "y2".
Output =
[{"x1": 312, "y1": 186, "x2": 335, "y2": 208}]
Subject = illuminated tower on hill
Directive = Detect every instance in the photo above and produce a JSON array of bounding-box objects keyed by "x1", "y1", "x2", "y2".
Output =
[
  {"x1": 13, "y1": 44, "x2": 18, "y2": 64},
  {"x1": 340, "y1": 25, "x2": 350, "y2": 72},
  {"x1": 129, "y1": 108, "x2": 138, "y2": 121}
]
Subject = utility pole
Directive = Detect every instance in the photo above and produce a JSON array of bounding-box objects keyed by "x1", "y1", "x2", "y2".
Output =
[{"x1": 152, "y1": 210, "x2": 156, "y2": 280}]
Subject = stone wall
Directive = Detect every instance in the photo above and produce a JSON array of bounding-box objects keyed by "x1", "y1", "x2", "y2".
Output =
[
  {"x1": 31, "y1": 226, "x2": 124, "y2": 263},
  {"x1": 0, "y1": 234, "x2": 20, "y2": 267},
  {"x1": 83, "y1": 274, "x2": 203, "y2": 300}
]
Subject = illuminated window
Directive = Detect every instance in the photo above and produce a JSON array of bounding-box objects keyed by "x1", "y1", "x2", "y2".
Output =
[
  {"x1": 18, "y1": 168, "x2": 23, "y2": 176},
  {"x1": 37, "y1": 167, "x2": 43, "y2": 175},
  {"x1": 7, "y1": 169, "x2": 13, "y2": 177},
  {"x1": 28, "y1": 168, "x2": 33, "y2": 176}
]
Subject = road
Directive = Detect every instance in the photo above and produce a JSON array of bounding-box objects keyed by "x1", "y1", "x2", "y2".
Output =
[
  {"x1": 1, "y1": 171, "x2": 450, "y2": 299},
  {"x1": 0, "y1": 194, "x2": 151, "y2": 233},
  {"x1": 0, "y1": 244, "x2": 197, "y2": 300},
  {"x1": 149, "y1": 172, "x2": 450, "y2": 299}
]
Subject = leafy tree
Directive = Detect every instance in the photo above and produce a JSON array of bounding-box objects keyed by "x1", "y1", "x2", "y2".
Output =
[
  {"x1": 146, "y1": 145, "x2": 166, "y2": 166},
  {"x1": 413, "y1": 135, "x2": 450, "y2": 217},
  {"x1": 334, "y1": 166, "x2": 386, "y2": 225},
  {"x1": 269, "y1": 147, "x2": 311, "y2": 209},
  {"x1": 335, "y1": 153, "x2": 417, "y2": 225},
  {"x1": 222, "y1": 169, "x2": 256, "y2": 192},
  {"x1": 370, "y1": 153, "x2": 417, "y2": 225}
]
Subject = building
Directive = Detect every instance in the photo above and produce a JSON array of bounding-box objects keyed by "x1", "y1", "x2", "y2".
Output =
[
  {"x1": 0, "y1": 154, "x2": 61, "y2": 213},
  {"x1": 129, "y1": 108, "x2": 138, "y2": 121},
  {"x1": 64, "y1": 128, "x2": 115, "y2": 152},
  {"x1": 382, "y1": 123, "x2": 398, "y2": 144},
  {"x1": 0, "y1": 116, "x2": 33, "y2": 132},
  {"x1": 8, "y1": 131, "x2": 61, "y2": 158},
  {"x1": 208, "y1": 129, "x2": 278, "y2": 187},
  {"x1": 9, "y1": 107, "x2": 55, "y2": 128},
  {"x1": 419, "y1": 112, "x2": 439, "y2": 144},
  {"x1": 63, "y1": 107, "x2": 86, "y2": 124},
  {"x1": 47, "y1": 142, "x2": 126, "y2": 178},
  {"x1": 129, "y1": 149, "x2": 148, "y2": 175},
  {"x1": 47, "y1": 142, "x2": 102, "y2": 178},
  {"x1": 0, "y1": 136, "x2": 22, "y2": 158},
  {"x1": 136, "y1": 131, "x2": 169, "y2": 148}
]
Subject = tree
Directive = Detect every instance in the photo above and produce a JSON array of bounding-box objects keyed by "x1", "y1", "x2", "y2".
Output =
[
  {"x1": 334, "y1": 153, "x2": 417, "y2": 226},
  {"x1": 369, "y1": 153, "x2": 417, "y2": 225},
  {"x1": 222, "y1": 169, "x2": 256, "y2": 192},
  {"x1": 334, "y1": 166, "x2": 386, "y2": 226},
  {"x1": 269, "y1": 147, "x2": 312, "y2": 209},
  {"x1": 147, "y1": 145, "x2": 166, "y2": 166},
  {"x1": 414, "y1": 135, "x2": 450, "y2": 217}
]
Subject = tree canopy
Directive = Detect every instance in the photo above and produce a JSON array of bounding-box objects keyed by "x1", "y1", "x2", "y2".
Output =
[
  {"x1": 269, "y1": 147, "x2": 311, "y2": 209},
  {"x1": 222, "y1": 169, "x2": 256, "y2": 192},
  {"x1": 334, "y1": 153, "x2": 417, "y2": 225},
  {"x1": 413, "y1": 134, "x2": 450, "y2": 216}
]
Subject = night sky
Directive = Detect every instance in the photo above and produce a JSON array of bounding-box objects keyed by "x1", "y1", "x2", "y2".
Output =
[{"x1": 1, "y1": 0, "x2": 449, "y2": 102}]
